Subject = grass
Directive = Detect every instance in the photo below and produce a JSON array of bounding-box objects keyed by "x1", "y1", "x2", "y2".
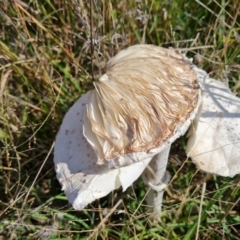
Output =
[{"x1": 0, "y1": 0, "x2": 240, "y2": 239}]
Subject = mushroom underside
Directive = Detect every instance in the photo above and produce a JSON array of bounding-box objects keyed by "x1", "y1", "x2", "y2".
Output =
[
  {"x1": 85, "y1": 44, "x2": 203, "y2": 167},
  {"x1": 54, "y1": 91, "x2": 152, "y2": 210}
]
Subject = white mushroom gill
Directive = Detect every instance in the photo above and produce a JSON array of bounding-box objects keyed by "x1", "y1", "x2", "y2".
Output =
[{"x1": 85, "y1": 44, "x2": 204, "y2": 167}]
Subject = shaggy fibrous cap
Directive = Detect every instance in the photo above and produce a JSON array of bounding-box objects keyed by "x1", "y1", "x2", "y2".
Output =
[{"x1": 85, "y1": 44, "x2": 203, "y2": 167}]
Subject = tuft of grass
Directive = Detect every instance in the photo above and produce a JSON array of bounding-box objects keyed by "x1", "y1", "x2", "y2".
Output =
[{"x1": 0, "y1": 0, "x2": 239, "y2": 239}]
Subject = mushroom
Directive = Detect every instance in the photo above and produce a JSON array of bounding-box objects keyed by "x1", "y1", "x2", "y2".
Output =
[
  {"x1": 186, "y1": 77, "x2": 240, "y2": 177},
  {"x1": 54, "y1": 44, "x2": 240, "y2": 216}
]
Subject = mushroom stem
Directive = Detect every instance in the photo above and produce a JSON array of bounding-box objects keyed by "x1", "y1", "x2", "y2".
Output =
[{"x1": 142, "y1": 146, "x2": 171, "y2": 220}]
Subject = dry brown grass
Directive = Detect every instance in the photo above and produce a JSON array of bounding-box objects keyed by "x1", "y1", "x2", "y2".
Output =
[{"x1": 0, "y1": 0, "x2": 239, "y2": 239}]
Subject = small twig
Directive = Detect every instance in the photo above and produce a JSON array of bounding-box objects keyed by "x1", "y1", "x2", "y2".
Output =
[
  {"x1": 196, "y1": 182, "x2": 206, "y2": 240},
  {"x1": 88, "y1": 200, "x2": 122, "y2": 239},
  {"x1": 0, "y1": 69, "x2": 12, "y2": 97},
  {"x1": 178, "y1": 45, "x2": 215, "y2": 51},
  {"x1": 141, "y1": 2, "x2": 153, "y2": 44},
  {"x1": 90, "y1": 0, "x2": 95, "y2": 82},
  {"x1": 18, "y1": 142, "x2": 55, "y2": 222},
  {"x1": 4, "y1": 93, "x2": 43, "y2": 111}
]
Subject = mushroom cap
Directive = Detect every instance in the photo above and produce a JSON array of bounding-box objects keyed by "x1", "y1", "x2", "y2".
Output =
[
  {"x1": 54, "y1": 44, "x2": 207, "y2": 210},
  {"x1": 54, "y1": 91, "x2": 152, "y2": 210},
  {"x1": 85, "y1": 44, "x2": 205, "y2": 167},
  {"x1": 187, "y1": 78, "x2": 240, "y2": 177}
]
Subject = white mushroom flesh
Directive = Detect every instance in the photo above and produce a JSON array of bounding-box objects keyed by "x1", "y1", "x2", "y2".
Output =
[{"x1": 187, "y1": 78, "x2": 240, "y2": 177}]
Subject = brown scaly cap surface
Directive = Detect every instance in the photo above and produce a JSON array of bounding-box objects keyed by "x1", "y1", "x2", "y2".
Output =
[{"x1": 85, "y1": 44, "x2": 199, "y2": 165}]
